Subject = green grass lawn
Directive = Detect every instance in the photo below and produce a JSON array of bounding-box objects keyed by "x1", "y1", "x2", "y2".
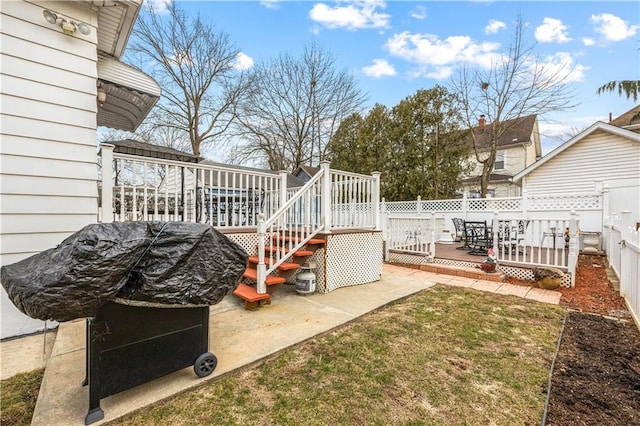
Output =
[{"x1": 1, "y1": 284, "x2": 565, "y2": 425}]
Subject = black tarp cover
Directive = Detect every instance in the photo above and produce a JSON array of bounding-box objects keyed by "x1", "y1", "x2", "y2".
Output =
[{"x1": 1, "y1": 222, "x2": 248, "y2": 321}]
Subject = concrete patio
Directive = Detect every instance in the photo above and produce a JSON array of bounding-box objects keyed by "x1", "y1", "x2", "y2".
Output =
[{"x1": 2, "y1": 263, "x2": 560, "y2": 425}]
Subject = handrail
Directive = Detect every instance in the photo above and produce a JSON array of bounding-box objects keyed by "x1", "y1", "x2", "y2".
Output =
[{"x1": 255, "y1": 165, "x2": 327, "y2": 293}]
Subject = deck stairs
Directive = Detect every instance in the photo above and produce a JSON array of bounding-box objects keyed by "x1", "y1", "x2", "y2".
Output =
[{"x1": 233, "y1": 232, "x2": 326, "y2": 309}]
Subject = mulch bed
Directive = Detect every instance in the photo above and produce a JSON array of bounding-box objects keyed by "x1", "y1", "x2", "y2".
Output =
[{"x1": 507, "y1": 254, "x2": 640, "y2": 425}]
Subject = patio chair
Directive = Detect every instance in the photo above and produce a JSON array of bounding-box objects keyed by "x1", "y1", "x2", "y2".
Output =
[
  {"x1": 451, "y1": 218, "x2": 465, "y2": 242},
  {"x1": 463, "y1": 221, "x2": 491, "y2": 255}
]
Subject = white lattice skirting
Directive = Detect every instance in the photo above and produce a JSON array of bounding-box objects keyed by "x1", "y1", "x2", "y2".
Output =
[
  {"x1": 433, "y1": 258, "x2": 572, "y2": 287},
  {"x1": 388, "y1": 251, "x2": 432, "y2": 266},
  {"x1": 315, "y1": 231, "x2": 384, "y2": 293}
]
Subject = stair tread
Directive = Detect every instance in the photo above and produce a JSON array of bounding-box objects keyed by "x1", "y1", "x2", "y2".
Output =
[
  {"x1": 243, "y1": 268, "x2": 287, "y2": 285},
  {"x1": 247, "y1": 256, "x2": 300, "y2": 270},
  {"x1": 273, "y1": 236, "x2": 325, "y2": 245},
  {"x1": 233, "y1": 283, "x2": 271, "y2": 302},
  {"x1": 264, "y1": 246, "x2": 314, "y2": 257}
]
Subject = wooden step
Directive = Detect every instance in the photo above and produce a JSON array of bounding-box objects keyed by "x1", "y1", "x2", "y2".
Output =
[
  {"x1": 264, "y1": 246, "x2": 314, "y2": 257},
  {"x1": 247, "y1": 256, "x2": 300, "y2": 271},
  {"x1": 272, "y1": 236, "x2": 326, "y2": 246},
  {"x1": 242, "y1": 268, "x2": 287, "y2": 285},
  {"x1": 233, "y1": 283, "x2": 270, "y2": 310}
]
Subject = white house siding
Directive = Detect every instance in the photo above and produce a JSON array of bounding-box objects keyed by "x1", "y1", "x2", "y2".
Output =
[
  {"x1": 0, "y1": 1, "x2": 99, "y2": 338},
  {"x1": 523, "y1": 130, "x2": 640, "y2": 223}
]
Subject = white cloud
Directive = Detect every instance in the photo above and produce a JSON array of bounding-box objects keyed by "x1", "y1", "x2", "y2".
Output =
[
  {"x1": 537, "y1": 52, "x2": 589, "y2": 83},
  {"x1": 259, "y1": 0, "x2": 281, "y2": 9},
  {"x1": 582, "y1": 37, "x2": 595, "y2": 46},
  {"x1": 385, "y1": 31, "x2": 501, "y2": 68},
  {"x1": 362, "y1": 59, "x2": 396, "y2": 78},
  {"x1": 485, "y1": 19, "x2": 506, "y2": 34},
  {"x1": 535, "y1": 17, "x2": 571, "y2": 43},
  {"x1": 144, "y1": 0, "x2": 171, "y2": 14},
  {"x1": 411, "y1": 5, "x2": 427, "y2": 20},
  {"x1": 309, "y1": 0, "x2": 390, "y2": 31},
  {"x1": 424, "y1": 67, "x2": 453, "y2": 81},
  {"x1": 590, "y1": 13, "x2": 639, "y2": 42},
  {"x1": 385, "y1": 31, "x2": 503, "y2": 81},
  {"x1": 234, "y1": 52, "x2": 254, "y2": 71}
]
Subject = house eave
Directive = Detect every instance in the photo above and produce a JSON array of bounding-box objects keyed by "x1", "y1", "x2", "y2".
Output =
[{"x1": 97, "y1": 54, "x2": 161, "y2": 132}]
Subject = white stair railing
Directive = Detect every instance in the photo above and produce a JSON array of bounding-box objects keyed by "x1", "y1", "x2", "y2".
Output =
[{"x1": 255, "y1": 163, "x2": 328, "y2": 294}]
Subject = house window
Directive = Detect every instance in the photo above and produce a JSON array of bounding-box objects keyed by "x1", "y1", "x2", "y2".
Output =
[{"x1": 494, "y1": 151, "x2": 505, "y2": 170}]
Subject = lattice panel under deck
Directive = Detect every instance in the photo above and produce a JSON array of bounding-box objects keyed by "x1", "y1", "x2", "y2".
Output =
[
  {"x1": 225, "y1": 233, "x2": 259, "y2": 257},
  {"x1": 389, "y1": 251, "x2": 432, "y2": 265},
  {"x1": 319, "y1": 232, "x2": 383, "y2": 293},
  {"x1": 433, "y1": 258, "x2": 572, "y2": 288}
]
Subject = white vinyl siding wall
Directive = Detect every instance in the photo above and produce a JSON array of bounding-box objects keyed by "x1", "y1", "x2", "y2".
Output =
[
  {"x1": 523, "y1": 130, "x2": 640, "y2": 195},
  {"x1": 0, "y1": 1, "x2": 98, "y2": 338}
]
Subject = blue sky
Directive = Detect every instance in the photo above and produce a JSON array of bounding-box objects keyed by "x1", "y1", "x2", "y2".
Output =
[{"x1": 145, "y1": 0, "x2": 639, "y2": 156}]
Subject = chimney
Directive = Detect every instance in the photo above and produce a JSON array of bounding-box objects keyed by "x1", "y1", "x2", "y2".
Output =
[
  {"x1": 479, "y1": 115, "x2": 486, "y2": 131},
  {"x1": 609, "y1": 112, "x2": 612, "y2": 122}
]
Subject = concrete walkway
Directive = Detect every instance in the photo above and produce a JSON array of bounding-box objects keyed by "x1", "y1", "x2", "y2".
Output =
[{"x1": 3, "y1": 264, "x2": 560, "y2": 425}]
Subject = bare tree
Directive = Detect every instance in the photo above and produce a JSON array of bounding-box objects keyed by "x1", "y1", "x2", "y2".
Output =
[
  {"x1": 128, "y1": 3, "x2": 247, "y2": 156},
  {"x1": 232, "y1": 44, "x2": 367, "y2": 171},
  {"x1": 450, "y1": 18, "x2": 576, "y2": 196}
]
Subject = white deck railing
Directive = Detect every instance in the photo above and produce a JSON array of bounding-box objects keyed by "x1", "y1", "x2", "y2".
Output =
[
  {"x1": 384, "y1": 214, "x2": 436, "y2": 259},
  {"x1": 381, "y1": 210, "x2": 579, "y2": 284},
  {"x1": 100, "y1": 144, "x2": 284, "y2": 227}
]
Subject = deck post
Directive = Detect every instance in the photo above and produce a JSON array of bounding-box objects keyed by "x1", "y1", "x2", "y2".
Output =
[
  {"x1": 256, "y1": 213, "x2": 267, "y2": 294},
  {"x1": 462, "y1": 192, "x2": 468, "y2": 220},
  {"x1": 568, "y1": 210, "x2": 579, "y2": 287},
  {"x1": 492, "y1": 211, "x2": 499, "y2": 253},
  {"x1": 279, "y1": 170, "x2": 288, "y2": 210},
  {"x1": 321, "y1": 161, "x2": 332, "y2": 233},
  {"x1": 100, "y1": 144, "x2": 115, "y2": 223},
  {"x1": 372, "y1": 171, "x2": 381, "y2": 230},
  {"x1": 430, "y1": 211, "x2": 436, "y2": 258},
  {"x1": 522, "y1": 190, "x2": 528, "y2": 218}
]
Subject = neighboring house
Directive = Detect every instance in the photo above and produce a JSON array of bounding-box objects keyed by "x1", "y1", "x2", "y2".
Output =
[
  {"x1": 0, "y1": 1, "x2": 160, "y2": 339},
  {"x1": 293, "y1": 165, "x2": 320, "y2": 185},
  {"x1": 513, "y1": 105, "x2": 640, "y2": 226},
  {"x1": 461, "y1": 114, "x2": 541, "y2": 198}
]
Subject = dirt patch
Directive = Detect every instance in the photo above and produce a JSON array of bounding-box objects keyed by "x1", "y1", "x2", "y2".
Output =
[{"x1": 507, "y1": 254, "x2": 640, "y2": 425}]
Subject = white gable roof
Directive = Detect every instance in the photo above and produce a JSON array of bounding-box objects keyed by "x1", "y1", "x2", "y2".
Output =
[{"x1": 512, "y1": 121, "x2": 640, "y2": 183}]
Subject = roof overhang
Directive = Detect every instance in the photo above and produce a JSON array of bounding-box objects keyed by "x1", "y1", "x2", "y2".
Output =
[
  {"x1": 512, "y1": 121, "x2": 640, "y2": 183},
  {"x1": 97, "y1": 54, "x2": 161, "y2": 132},
  {"x1": 90, "y1": 0, "x2": 143, "y2": 58}
]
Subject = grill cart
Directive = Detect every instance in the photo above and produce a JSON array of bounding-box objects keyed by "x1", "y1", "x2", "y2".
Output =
[{"x1": 84, "y1": 301, "x2": 216, "y2": 425}]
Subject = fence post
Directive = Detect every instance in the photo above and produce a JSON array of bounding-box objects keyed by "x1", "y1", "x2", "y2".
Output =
[
  {"x1": 492, "y1": 211, "x2": 499, "y2": 253},
  {"x1": 256, "y1": 213, "x2": 267, "y2": 294},
  {"x1": 372, "y1": 171, "x2": 381, "y2": 230},
  {"x1": 568, "y1": 210, "x2": 579, "y2": 287},
  {"x1": 279, "y1": 170, "x2": 288, "y2": 209},
  {"x1": 100, "y1": 144, "x2": 115, "y2": 223},
  {"x1": 619, "y1": 211, "x2": 633, "y2": 299},
  {"x1": 321, "y1": 161, "x2": 332, "y2": 233},
  {"x1": 602, "y1": 184, "x2": 610, "y2": 226},
  {"x1": 522, "y1": 189, "x2": 528, "y2": 218},
  {"x1": 416, "y1": 195, "x2": 422, "y2": 216},
  {"x1": 430, "y1": 211, "x2": 436, "y2": 258},
  {"x1": 462, "y1": 192, "x2": 468, "y2": 220}
]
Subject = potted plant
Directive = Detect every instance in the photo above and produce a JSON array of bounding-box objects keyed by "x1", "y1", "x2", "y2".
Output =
[{"x1": 533, "y1": 267, "x2": 564, "y2": 290}]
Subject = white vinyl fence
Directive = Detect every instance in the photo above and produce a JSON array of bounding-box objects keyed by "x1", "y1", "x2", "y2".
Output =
[{"x1": 604, "y1": 211, "x2": 640, "y2": 327}]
